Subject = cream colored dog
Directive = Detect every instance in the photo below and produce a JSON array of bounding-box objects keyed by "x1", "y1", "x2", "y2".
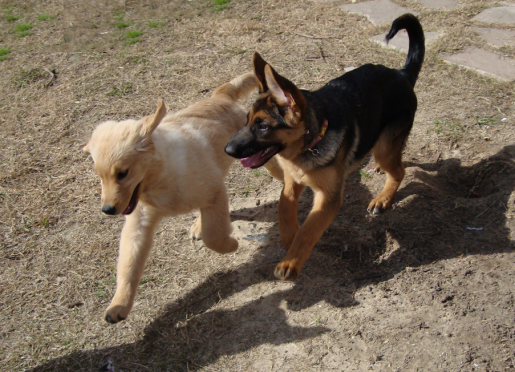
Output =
[{"x1": 84, "y1": 73, "x2": 275, "y2": 323}]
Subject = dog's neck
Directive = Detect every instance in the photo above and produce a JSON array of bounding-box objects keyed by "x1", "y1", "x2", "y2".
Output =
[
  {"x1": 301, "y1": 103, "x2": 327, "y2": 151},
  {"x1": 304, "y1": 120, "x2": 328, "y2": 152}
]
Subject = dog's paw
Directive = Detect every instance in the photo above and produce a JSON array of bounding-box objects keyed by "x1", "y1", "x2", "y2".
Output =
[
  {"x1": 220, "y1": 237, "x2": 238, "y2": 254},
  {"x1": 274, "y1": 260, "x2": 299, "y2": 281},
  {"x1": 205, "y1": 236, "x2": 238, "y2": 254},
  {"x1": 104, "y1": 304, "x2": 130, "y2": 324},
  {"x1": 367, "y1": 194, "x2": 393, "y2": 214},
  {"x1": 189, "y1": 218, "x2": 202, "y2": 240}
]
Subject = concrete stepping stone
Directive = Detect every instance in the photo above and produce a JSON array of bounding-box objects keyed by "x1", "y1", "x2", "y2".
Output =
[
  {"x1": 417, "y1": 0, "x2": 460, "y2": 11},
  {"x1": 473, "y1": 5, "x2": 515, "y2": 25},
  {"x1": 474, "y1": 27, "x2": 515, "y2": 48},
  {"x1": 444, "y1": 47, "x2": 515, "y2": 81},
  {"x1": 370, "y1": 30, "x2": 441, "y2": 52},
  {"x1": 340, "y1": 0, "x2": 416, "y2": 25}
]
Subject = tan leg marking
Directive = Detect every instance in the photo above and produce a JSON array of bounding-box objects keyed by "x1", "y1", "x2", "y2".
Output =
[{"x1": 278, "y1": 175, "x2": 305, "y2": 251}]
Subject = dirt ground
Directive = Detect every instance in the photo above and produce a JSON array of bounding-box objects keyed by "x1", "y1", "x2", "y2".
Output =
[{"x1": 1, "y1": 0, "x2": 514, "y2": 371}]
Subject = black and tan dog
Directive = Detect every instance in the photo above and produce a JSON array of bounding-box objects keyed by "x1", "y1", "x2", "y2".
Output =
[{"x1": 225, "y1": 14, "x2": 425, "y2": 281}]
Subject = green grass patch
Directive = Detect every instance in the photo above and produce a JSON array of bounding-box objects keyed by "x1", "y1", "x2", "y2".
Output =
[
  {"x1": 211, "y1": 0, "x2": 230, "y2": 11},
  {"x1": 106, "y1": 84, "x2": 134, "y2": 97},
  {"x1": 148, "y1": 20, "x2": 164, "y2": 28},
  {"x1": 95, "y1": 280, "x2": 106, "y2": 297},
  {"x1": 6, "y1": 15, "x2": 20, "y2": 22},
  {"x1": 37, "y1": 14, "x2": 54, "y2": 21},
  {"x1": 125, "y1": 30, "x2": 143, "y2": 38},
  {"x1": 475, "y1": 115, "x2": 499, "y2": 126},
  {"x1": 0, "y1": 48, "x2": 10, "y2": 61},
  {"x1": 37, "y1": 216, "x2": 57, "y2": 228},
  {"x1": 212, "y1": 5, "x2": 229, "y2": 11},
  {"x1": 359, "y1": 170, "x2": 372, "y2": 178},
  {"x1": 3, "y1": 8, "x2": 13, "y2": 14},
  {"x1": 12, "y1": 67, "x2": 44, "y2": 88},
  {"x1": 125, "y1": 37, "x2": 141, "y2": 45},
  {"x1": 14, "y1": 30, "x2": 30, "y2": 38},
  {"x1": 14, "y1": 23, "x2": 33, "y2": 37},
  {"x1": 124, "y1": 30, "x2": 143, "y2": 44},
  {"x1": 433, "y1": 119, "x2": 463, "y2": 140},
  {"x1": 14, "y1": 23, "x2": 32, "y2": 32},
  {"x1": 116, "y1": 22, "x2": 131, "y2": 29}
]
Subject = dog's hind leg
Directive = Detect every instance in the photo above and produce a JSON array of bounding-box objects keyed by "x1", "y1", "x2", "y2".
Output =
[
  {"x1": 368, "y1": 125, "x2": 411, "y2": 214},
  {"x1": 199, "y1": 185, "x2": 238, "y2": 254},
  {"x1": 189, "y1": 215, "x2": 202, "y2": 240},
  {"x1": 105, "y1": 207, "x2": 161, "y2": 323}
]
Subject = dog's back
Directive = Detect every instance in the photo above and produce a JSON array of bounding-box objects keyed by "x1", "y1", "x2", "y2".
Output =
[
  {"x1": 303, "y1": 13, "x2": 425, "y2": 164},
  {"x1": 145, "y1": 73, "x2": 259, "y2": 213},
  {"x1": 155, "y1": 73, "x2": 257, "y2": 168}
]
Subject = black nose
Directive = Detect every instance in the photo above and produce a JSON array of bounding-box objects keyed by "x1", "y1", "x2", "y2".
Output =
[
  {"x1": 224, "y1": 142, "x2": 237, "y2": 157},
  {"x1": 102, "y1": 205, "x2": 116, "y2": 215}
]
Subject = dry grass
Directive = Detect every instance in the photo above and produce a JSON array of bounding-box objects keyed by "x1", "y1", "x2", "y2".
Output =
[{"x1": 1, "y1": 0, "x2": 514, "y2": 371}]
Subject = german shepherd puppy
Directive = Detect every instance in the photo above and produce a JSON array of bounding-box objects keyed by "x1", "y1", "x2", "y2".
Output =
[
  {"x1": 84, "y1": 73, "x2": 260, "y2": 323},
  {"x1": 225, "y1": 14, "x2": 424, "y2": 281}
]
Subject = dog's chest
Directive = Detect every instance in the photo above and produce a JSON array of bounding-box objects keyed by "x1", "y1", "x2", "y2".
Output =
[{"x1": 277, "y1": 156, "x2": 314, "y2": 186}]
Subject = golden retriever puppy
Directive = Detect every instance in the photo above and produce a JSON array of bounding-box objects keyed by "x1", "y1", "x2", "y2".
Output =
[{"x1": 84, "y1": 73, "x2": 262, "y2": 323}]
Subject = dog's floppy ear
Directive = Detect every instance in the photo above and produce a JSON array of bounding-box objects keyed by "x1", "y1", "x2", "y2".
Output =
[
  {"x1": 140, "y1": 99, "x2": 166, "y2": 137},
  {"x1": 253, "y1": 52, "x2": 269, "y2": 93},
  {"x1": 264, "y1": 65, "x2": 306, "y2": 119}
]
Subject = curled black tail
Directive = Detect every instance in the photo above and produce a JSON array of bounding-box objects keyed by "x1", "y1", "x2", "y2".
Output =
[{"x1": 386, "y1": 13, "x2": 425, "y2": 87}]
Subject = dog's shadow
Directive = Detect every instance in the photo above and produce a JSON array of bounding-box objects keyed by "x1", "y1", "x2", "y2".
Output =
[{"x1": 31, "y1": 145, "x2": 515, "y2": 371}]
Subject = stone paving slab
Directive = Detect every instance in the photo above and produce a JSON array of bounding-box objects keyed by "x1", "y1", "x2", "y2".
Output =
[
  {"x1": 370, "y1": 30, "x2": 441, "y2": 52},
  {"x1": 474, "y1": 27, "x2": 515, "y2": 48},
  {"x1": 472, "y1": 5, "x2": 515, "y2": 25},
  {"x1": 417, "y1": 0, "x2": 461, "y2": 11},
  {"x1": 444, "y1": 47, "x2": 515, "y2": 81},
  {"x1": 340, "y1": 0, "x2": 416, "y2": 25},
  {"x1": 338, "y1": 0, "x2": 515, "y2": 81}
]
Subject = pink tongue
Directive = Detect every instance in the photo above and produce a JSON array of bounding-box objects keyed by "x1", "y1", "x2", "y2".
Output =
[{"x1": 240, "y1": 150, "x2": 264, "y2": 168}]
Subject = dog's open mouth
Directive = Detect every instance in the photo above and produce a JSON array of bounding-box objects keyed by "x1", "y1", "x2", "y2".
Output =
[
  {"x1": 122, "y1": 183, "x2": 140, "y2": 215},
  {"x1": 240, "y1": 146, "x2": 280, "y2": 169}
]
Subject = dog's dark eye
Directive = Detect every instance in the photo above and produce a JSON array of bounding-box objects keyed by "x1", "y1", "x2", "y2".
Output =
[
  {"x1": 117, "y1": 169, "x2": 129, "y2": 180},
  {"x1": 258, "y1": 123, "x2": 269, "y2": 131}
]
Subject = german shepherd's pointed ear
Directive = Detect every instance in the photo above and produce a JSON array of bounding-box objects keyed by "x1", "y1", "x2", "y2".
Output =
[
  {"x1": 264, "y1": 65, "x2": 306, "y2": 120},
  {"x1": 140, "y1": 99, "x2": 166, "y2": 137},
  {"x1": 253, "y1": 52, "x2": 269, "y2": 93}
]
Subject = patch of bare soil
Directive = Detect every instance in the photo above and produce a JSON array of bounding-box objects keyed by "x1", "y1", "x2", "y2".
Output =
[{"x1": 1, "y1": 0, "x2": 514, "y2": 371}]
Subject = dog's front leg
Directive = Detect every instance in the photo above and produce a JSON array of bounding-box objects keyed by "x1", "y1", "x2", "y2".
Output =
[
  {"x1": 199, "y1": 184, "x2": 238, "y2": 254},
  {"x1": 275, "y1": 187, "x2": 342, "y2": 281},
  {"x1": 105, "y1": 207, "x2": 160, "y2": 323},
  {"x1": 278, "y1": 175, "x2": 305, "y2": 251}
]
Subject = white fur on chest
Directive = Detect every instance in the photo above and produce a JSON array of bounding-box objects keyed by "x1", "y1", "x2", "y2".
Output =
[{"x1": 145, "y1": 121, "x2": 223, "y2": 215}]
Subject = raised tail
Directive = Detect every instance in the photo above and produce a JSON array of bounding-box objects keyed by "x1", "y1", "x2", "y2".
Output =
[
  {"x1": 386, "y1": 13, "x2": 425, "y2": 87},
  {"x1": 212, "y1": 72, "x2": 259, "y2": 101}
]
